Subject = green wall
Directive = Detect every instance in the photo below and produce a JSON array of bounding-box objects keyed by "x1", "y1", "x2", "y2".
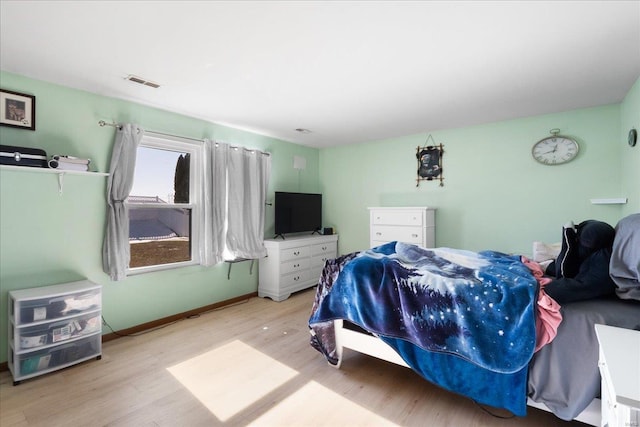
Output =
[
  {"x1": 0, "y1": 71, "x2": 320, "y2": 363},
  {"x1": 320, "y1": 84, "x2": 639, "y2": 256},
  {"x1": 620, "y1": 77, "x2": 640, "y2": 215}
]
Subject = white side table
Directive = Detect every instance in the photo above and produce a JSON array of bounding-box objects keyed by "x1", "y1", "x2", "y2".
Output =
[{"x1": 594, "y1": 324, "x2": 640, "y2": 427}]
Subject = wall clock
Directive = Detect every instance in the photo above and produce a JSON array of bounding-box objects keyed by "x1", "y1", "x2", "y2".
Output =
[
  {"x1": 629, "y1": 128, "x2": 637, "y2": 147},
  {"x1": 532, "y1": 129, "x2": 579, "y2": 165}
]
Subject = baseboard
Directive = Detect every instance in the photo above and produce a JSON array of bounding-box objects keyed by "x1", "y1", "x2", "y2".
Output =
[
  {"x1": 101, "y1": 291, "x2": 257, "y2": 341},
  {"x1": 0, "y1": 292, "x2": 258, "y2": 372}
]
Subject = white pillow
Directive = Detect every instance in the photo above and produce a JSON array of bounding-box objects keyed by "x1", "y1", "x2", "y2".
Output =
[{"x1": 532, "y1": 241, "x2": 561, "y2": 263}]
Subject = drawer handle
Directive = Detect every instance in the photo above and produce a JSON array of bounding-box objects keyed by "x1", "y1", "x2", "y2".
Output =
[
  {"x1": 294, "y1": 276, "x2": 300, "y2": 281},
  {"x1": 376, "y1": 232, "x2": 382, "y2": 236},
  {"x1": 322, "y1": 246, "x2": 327, "y2": 250},
  {"x1": 411, "y1": 234, "x2": 418, "y2": 238},
  {"x1": 294, "y1": 263, "x2": 299, "y2": 268},
  {"x1": 293, "y1": 251, "x2": 300, "y2": 256}
]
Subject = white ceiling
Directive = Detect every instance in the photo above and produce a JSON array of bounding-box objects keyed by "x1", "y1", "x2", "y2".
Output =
[{"x1": 1, "y1": 1, "x2": 639, "y2": 148}]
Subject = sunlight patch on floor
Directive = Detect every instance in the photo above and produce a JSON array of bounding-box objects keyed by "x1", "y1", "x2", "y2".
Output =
[
  {"x1": 167, "y1": 340, "x2": 298, "y2": 422},
  {"x1": 248, "y1": 381, "x2": 400, "y2": 427}
]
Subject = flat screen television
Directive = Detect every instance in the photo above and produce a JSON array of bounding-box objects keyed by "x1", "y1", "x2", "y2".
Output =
[{"x1": 274, "y1": 192, "x2": 322, "y2": 238}]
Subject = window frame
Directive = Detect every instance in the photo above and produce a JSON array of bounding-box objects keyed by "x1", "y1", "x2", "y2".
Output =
[{"x1": 126, "y1": 134, "x2": 202, "y2": 275}]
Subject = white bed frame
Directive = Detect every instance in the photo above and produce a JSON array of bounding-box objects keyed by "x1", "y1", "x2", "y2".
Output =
[{"x1": 332, "y1": 319, "x2": 601, "y2": 426}]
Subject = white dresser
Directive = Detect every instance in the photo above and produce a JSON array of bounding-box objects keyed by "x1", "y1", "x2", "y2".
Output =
[
  {"x1": 369, "y1": 207, "x2": 435, "y2": 248},
  {"x1": 259, "y1": 234, "x2": 338, "y2": 301}
]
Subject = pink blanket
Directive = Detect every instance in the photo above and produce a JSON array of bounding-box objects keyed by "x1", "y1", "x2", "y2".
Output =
[{"x1": 522, "y1": 256, "x2": 562, "y2": 351}]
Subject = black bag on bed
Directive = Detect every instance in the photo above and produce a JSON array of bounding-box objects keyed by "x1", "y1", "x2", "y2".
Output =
[{"x1": 0, "y1": 144, "x2": 47, "y2": 168}]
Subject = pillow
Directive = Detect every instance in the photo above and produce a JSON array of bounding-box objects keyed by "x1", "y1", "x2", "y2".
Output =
[
  {"x1": 532, "y1": 241, "x2": 562, "y2": 263},
  {"x1": 610, "y1": 213, "x2": 640, "y2": 301}
]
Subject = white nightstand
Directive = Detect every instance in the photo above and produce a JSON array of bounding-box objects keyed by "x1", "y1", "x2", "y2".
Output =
[{"x1": 594, "y1": 324, "x2": 640, "y2": 427}]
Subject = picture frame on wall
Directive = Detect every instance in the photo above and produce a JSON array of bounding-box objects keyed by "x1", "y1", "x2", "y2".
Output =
[
  {"x1": 0, "y1": 89, "x2": 36, "y2": 131},
  {"x1": 416, "y1": 134, "x2": 444, "y2": 187}
]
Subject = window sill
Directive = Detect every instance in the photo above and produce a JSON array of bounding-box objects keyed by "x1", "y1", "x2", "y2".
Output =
[{"x1": 127, "y1": 260, "x2": 199, "y2": 276}]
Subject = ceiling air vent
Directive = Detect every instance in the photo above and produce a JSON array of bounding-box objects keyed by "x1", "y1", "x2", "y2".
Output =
[{"x1": 125, "y1": 75, "x2": 160, "y2": 88}]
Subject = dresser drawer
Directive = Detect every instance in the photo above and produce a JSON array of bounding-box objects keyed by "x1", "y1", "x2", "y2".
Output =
[
  {"x1": 311, "y1": 253, "x2": 334, "y2": 268},
  {"x1": 311, "y1": 241, "x2": 337, "y2": 256},
  {"x1": 371, "y1": 225, "x2": 424, "y2": 245},
  {"x1": 280, "y1": 270, "x2": 311, "y2": 288},
  {"x1": 280, "y1": 246, "x2": 310, "y2": 261},
  {"x1": 309, "y1": 266, "x2": 324, "y2": 284},
  {"x1": 281, "y1": 258, "x2": 310, "y2": 275},
  {"x1": 371, "y1": 210, "x2": 424, "y2": 226}
]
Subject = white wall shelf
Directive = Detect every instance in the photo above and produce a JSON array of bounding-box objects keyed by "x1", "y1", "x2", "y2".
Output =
[
  {"x1": 590, "y1": 198, "x2": 628, "y2": 205},
  {"x1": 0, "y1": 165, "x2": 109, "y2": 194}
]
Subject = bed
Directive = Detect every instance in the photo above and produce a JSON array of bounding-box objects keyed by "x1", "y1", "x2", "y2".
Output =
[{"x1": 308, "y1": 215, "x2": 640, "y2": 425}]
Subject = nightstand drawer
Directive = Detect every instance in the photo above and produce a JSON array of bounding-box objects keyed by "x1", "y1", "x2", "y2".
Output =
[{"x1": 599, "y1": 354, "x2": 620, "y2": 427}]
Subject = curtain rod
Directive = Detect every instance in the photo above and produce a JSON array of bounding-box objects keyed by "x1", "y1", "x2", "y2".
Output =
[{"x1": 98, "y1": 120, "x2": 270, "y2": 156}]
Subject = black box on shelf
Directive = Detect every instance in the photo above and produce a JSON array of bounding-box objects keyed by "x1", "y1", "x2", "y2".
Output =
[{"x1": 0, "y1": 145, "x2": 47, "y2": 168}]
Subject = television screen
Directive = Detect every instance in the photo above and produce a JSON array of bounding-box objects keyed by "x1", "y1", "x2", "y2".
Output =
[{"x1": 274, "y1": 192, "x2": 322, "y2": 237}]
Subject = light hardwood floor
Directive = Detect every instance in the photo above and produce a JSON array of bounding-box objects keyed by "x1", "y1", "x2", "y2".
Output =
[{"x1": 1, "y1": 288, "x2": 587, "y2": 427}]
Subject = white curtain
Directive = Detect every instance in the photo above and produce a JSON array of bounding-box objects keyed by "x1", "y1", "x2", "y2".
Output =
[
  {"x1": 226, "y1": 145, "x2": 271, "y2": 259},
  {"x1": 201, "y1": 141, "x2": 271, "y2": 265},
  {"x1": 102, "y1": 124, "x2": 144, "y2": 281},
  {"x1": 201, "y1": 140, "x2": 228, "y2": 266}
]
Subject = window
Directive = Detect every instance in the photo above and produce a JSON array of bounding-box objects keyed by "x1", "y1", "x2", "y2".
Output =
[{"x1": 127, "y1": 135, "x2": 201, "y2": 272}]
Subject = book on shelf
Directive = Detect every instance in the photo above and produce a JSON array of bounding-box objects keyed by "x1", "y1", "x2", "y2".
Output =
[
  {"x1": 49, "y1": 161, "x2": 90, "y2": 171},
  {"x1": 48, "y1": 155, "x2": 91, "y2": 171},
  {"x1": 51, "y1": 155, "x2": 91, "y2": 165}
]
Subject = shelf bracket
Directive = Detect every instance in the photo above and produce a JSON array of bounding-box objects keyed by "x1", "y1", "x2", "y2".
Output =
[
  {"x1": 57, "y1": 172, "x2": 65, "y2": 195},
  {"x1": 226, "y1": 258, "x2": 255, "y2": 280}
]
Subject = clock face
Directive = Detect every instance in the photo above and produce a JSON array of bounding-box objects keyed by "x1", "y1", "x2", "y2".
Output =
[
  {"x1": 532, "y1": 136, "x2": 579, "y2": 165},
  {"x1": 629, "y1": 129, "x2": 637, "y2": 147}
]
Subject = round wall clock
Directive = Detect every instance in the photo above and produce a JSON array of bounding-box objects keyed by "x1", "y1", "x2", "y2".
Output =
[
  {"x1": 532, "y1": 129, "x2": 579, "y2": 165},
  {"x1": 629, "y1": 128, "x2": 637, "y2": 147}
]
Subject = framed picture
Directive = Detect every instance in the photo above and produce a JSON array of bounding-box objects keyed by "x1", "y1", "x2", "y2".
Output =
[
  {"x1": 0, "y1": 89, "x2": 36, "y2": 131},
  {"x1": 416, "y1": 136, "x2": 444, "y2": 187}
]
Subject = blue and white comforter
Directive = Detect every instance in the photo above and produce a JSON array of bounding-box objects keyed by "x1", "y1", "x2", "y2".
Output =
[{"x1": 309, "y1": 242, "x2": 538, "y2": 416}]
